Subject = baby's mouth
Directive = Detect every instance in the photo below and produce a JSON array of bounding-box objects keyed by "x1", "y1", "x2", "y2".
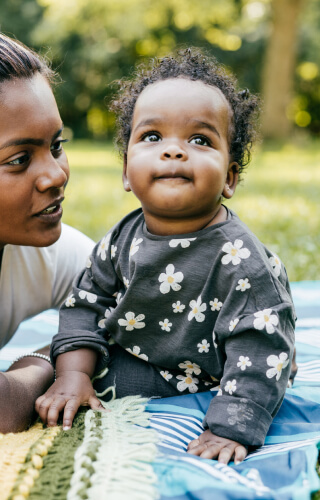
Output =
[{"x1": 155, "y1": 173, "x2": 191, "y2": 181}]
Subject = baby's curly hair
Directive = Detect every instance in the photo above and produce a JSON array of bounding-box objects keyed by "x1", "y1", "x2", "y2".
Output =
[{"x1": 110, "y1": 47, "x2": 260, "y2": 175}]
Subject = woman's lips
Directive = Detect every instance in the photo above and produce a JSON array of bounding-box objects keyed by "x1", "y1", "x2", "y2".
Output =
[{"x1": 34, "y1": 203, "x2": 63, "y2": 223}]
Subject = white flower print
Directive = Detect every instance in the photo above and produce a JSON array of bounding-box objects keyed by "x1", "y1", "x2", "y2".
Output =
[
  {"x1": 111, "y1": 245, "x2": 117, "y2": 258},
  {"x1": 210, "y1": 298, "x2": 223, "y2": 311},
  {"x1": 236, "y1": 278, "x2": 251, "y2": 292},
  {"x1": 225, "y1": 379, "x2": 237, "y2": 395},
  {"x1": 178, "y1": 361, "x2": 201, "y2": 375},
  {"x1": 172, "y1": 301, "x2": 185, "y2": 313},
  {"x1": 123, "y1": 277, "x2": 130, "y2": 288},
  {"x1": 160, "y1": 370, "x2": 173, "y2": 381},
  {"x1": 158, "y1": 264, "x2": 184, "y2": 294},
  {"x1": 266, "y1": 352, "x2": 289, "y2": 381},
  {"x1": 176, "y1": 374, "x2": 199, "y2": 393},
  {"x1": 188, "y1": 296, "x2": 206, "y2": 322},
  {"x1": 65, "y1": 294, "x2": 75, "y2": 307},
  {"x1": 229, "y1": 318, "x2": 239, "y2": 332},
  {"x1": 98, "y1": 307, "x2": 115, "y2": 328},
  {"x1": 159, "y1": 318, "x2": 172, "y2": 332},
  {"x1": 126, "y1": 346, "x2": 148, "y2": 361},
  {"x1": 221, "y1": 239, "x2": 251, "y2": 266},
  {"x1": 197, "y1": 339, "x2": 210, "y2": 353},
  {"x1": 97, "y1": 233, "x2": 111, "y2": 261},
  {"x1": 129, "y1": 237, "x2": 143, "y2": 258},
  {"x1": 269, "y1": 252, "x2": 282, "y2": 277},
  {"x1": 212, "y1": 330, "x2": 218, "y2": 348},
  {"x1": 118, "y1": 312, "x2": 146, "y2": 331},
  {"x1": 86, "y1": 256, "x2": 92, "y2": 268},
  {"x1": 79, "y1": 290, "x2": 97, "y2": 303},
  {"x1": 237, "y1": 356, "x2": 252, "y2": 371},
  {"x1": 254, "y1": 309, "x2": 279, "y2": 334},
  {"x1": 169, "y1": 238, "x2": 196, "y2": 248},
  {"x1": 115, "y1": 292, "x2": 123, "y2": 305}
]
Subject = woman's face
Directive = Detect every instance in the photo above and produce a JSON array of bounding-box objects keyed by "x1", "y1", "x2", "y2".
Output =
[{"x1": 0, "y1": 73, "x2": 70, "y2": 250}]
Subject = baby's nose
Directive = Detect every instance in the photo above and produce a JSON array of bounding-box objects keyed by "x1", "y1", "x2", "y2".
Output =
[{"x1": 161, "y1": 143, "x2": 188, "y2": 160}]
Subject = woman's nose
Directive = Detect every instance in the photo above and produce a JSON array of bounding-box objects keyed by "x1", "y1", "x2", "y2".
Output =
[
  {"x1": 160, "y1": 142, "x2": 188, "y2": 161},
  {"x1": 35, "y1": 155, "x2": 70, "y2": 192}
]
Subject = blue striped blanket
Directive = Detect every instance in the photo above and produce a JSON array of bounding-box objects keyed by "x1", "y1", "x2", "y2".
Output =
[{"x1": 1, "y1": 281, "x2": 320, "y2": 499}]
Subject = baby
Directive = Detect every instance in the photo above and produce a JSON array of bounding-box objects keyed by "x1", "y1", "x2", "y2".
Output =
[{"x1": 36, "y1": 48, "x2": 295, "y2": 465}]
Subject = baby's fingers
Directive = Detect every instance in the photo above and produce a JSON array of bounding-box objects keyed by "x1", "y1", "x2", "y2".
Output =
[
  {"x1": 88, "y1": 394, "x2": 106, "y2": 412},
  {"x1": 234, "y1": 444, "x2": 248, "y2": 465},
  {"x1": 35, "y1": 394, "x2": 66, "y2": 427},
  {"x1": 187, "y1": 439, "x2": 220, "y2": 459},
  {"x1": 217, "y1": 445, "x2": 235, "y2": 464},
  {"x1": 61, "y1": 398, "x2": 82, "y2": 430}
]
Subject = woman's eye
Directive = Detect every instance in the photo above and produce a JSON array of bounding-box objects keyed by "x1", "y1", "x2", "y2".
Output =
[
  {"x1": 190, "y1": 136, "x2": 209, "y2": 146},
  {"x1": 8, "y1": 154, "x2": 29, "y2": 166},
  {"x1": 51, "y1": 139, "x2": 68, "y2": 154},
  {"x1": 143, "y1": 133, "x2": 161, "y2": 143}
]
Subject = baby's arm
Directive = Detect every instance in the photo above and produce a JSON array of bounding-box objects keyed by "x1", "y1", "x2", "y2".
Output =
[
  {"x1": 35, "y1": 348, "x2": 104, "y2": 430},
  {"x1": 187, "y1": 430, "x2": 247, "y2": 464}
]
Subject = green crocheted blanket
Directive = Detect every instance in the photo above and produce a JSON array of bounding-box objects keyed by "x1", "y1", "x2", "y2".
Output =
[{"x1": 1, "y1": 396, "x2": 159, "y2": 500}]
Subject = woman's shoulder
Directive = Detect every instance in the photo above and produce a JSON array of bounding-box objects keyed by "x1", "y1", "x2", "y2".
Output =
[{"x1": 57, "y1": 223, "x2": 95, "y2": 254}]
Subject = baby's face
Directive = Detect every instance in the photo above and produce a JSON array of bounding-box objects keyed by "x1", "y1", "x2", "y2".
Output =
[{"x1": 123, "y1": 78, "x2": 238, "y2": 235}]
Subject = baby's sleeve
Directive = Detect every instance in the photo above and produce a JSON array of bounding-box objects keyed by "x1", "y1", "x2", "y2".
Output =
[
  {"x1": 203, "y1": 241, "x2": 295, "y2": 446},
  {"x1": 50, "y1": 232, "x2": 120, "y2": 372}
]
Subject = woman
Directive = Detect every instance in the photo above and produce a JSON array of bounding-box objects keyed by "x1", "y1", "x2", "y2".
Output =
[{"x1": 0, "y1": 33, "x2": 94, "y2": 432}]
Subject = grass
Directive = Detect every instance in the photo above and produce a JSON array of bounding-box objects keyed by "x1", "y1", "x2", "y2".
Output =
[{"x1": 63, "y1": 138, "x2": 320, "y2": 283}]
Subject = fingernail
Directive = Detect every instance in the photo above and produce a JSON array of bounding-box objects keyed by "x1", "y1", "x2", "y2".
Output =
[
  {"x1": 63, "y1": 426, "x2": 71, "y2": 431},
  {"x1": 234, "y1": 460, "x2": 241, "y2": 465}
]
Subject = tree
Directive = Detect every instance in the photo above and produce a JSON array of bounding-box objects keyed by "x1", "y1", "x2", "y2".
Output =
[
  {"x1": 2, "y1": 0, "x2": 318, "y2": 139},
  {"x1": 261, "y1": 0, "x2": 306, "y2": 139}
]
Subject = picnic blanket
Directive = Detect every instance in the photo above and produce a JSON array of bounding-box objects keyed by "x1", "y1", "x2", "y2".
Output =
[{"x1": 0, "y1": 281, "x2": 320, "y2": 500}]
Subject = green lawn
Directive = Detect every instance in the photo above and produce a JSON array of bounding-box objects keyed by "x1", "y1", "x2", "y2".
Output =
[{"x1": 63, "y1": 138, "x2": 320, "y2": 283}]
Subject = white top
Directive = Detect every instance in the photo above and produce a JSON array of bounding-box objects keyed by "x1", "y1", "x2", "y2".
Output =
[{"x1": 0, "y1": 223, "x2": 94, "y2": 348}]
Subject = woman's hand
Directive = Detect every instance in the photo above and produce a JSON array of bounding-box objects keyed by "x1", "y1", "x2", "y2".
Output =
[
  {"x1": 187, "y1": 429, "x2": 248, "y2": 464},
  {"x1": 0, "y1": 348, "x2": 54, "y2": 433},
  {"x1": 35, "y1": 371, "x2": 104, "y2": 430}
]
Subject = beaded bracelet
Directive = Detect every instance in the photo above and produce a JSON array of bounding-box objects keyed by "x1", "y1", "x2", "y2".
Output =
[{"x1": 10, "y1": 352, "x2": 52, "y2": 368}]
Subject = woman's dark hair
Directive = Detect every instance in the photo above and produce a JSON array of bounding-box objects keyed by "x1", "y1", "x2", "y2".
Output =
[
  {"x1": 110, "y1": 47, "x2": 260, "y2": 175},
  {"x1": 0, "y1": 32, "x2": 55, "y2": 86}
]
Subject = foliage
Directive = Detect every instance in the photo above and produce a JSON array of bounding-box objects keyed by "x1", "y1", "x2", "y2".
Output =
[
  {"x1": 0, "y1": 0, "x2": 319, "y2": 138},
  {"x1": 63, "y1": 139, "x2": 320, "y2": 282}
]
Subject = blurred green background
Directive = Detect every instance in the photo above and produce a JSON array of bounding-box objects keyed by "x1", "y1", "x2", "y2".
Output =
[{"x1": 1, "y1": 0, "x2": 320, "y2": 281}]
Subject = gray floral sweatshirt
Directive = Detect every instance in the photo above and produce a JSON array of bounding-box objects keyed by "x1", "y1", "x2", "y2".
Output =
[{"x1": 52, "y1": 207, "x2": 295, "y2": 446}]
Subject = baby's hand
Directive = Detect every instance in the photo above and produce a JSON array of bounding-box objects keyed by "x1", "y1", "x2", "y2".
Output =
[
  {"x1": 35, "y1": 371, "x2": 105, "y2": 430},
  {"x1": 187, "y1": 429, "x2": 247, "y2": 464}
]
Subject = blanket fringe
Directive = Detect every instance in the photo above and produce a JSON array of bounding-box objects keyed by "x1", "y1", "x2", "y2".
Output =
[{"x1": 67, "y1": 396, "x2": 159, "y2": 500}]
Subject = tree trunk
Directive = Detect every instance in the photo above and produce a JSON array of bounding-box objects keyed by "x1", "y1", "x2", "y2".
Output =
[{"x1": 261, "y1": 0, "x2": 305, "y2": 139}]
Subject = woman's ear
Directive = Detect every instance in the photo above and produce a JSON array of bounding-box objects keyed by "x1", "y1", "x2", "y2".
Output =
[
  {"x1": 122, "y1": 153, "x2": 131, "y2": 192},
  {"x1": 222, "y1": 162, "x2": 239, "y2": 199}
]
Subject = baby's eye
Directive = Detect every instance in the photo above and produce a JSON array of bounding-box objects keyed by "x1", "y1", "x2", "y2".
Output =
[
  {"x1": 143, "y1": 133, "x2": 161, "y2": 143},
  {"x1": 8, "y1": 154, "x2": 29, "y2": 166},
  {"x1": 190, "y1": 136, "x2": 210, "y2": 146}
]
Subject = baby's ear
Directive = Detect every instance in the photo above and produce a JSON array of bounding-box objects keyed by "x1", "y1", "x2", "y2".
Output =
[
  {"x1": 223, "y1": 162, "x2": 239, "y2": 199},
  {"x1": 122, "y1": 153, "x2": 131, "y2": 192}
]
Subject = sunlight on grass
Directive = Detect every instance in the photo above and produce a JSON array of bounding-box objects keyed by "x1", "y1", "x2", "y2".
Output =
[{"x1": 63, "y1": 139, "x2": 320, "y2": 282}]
